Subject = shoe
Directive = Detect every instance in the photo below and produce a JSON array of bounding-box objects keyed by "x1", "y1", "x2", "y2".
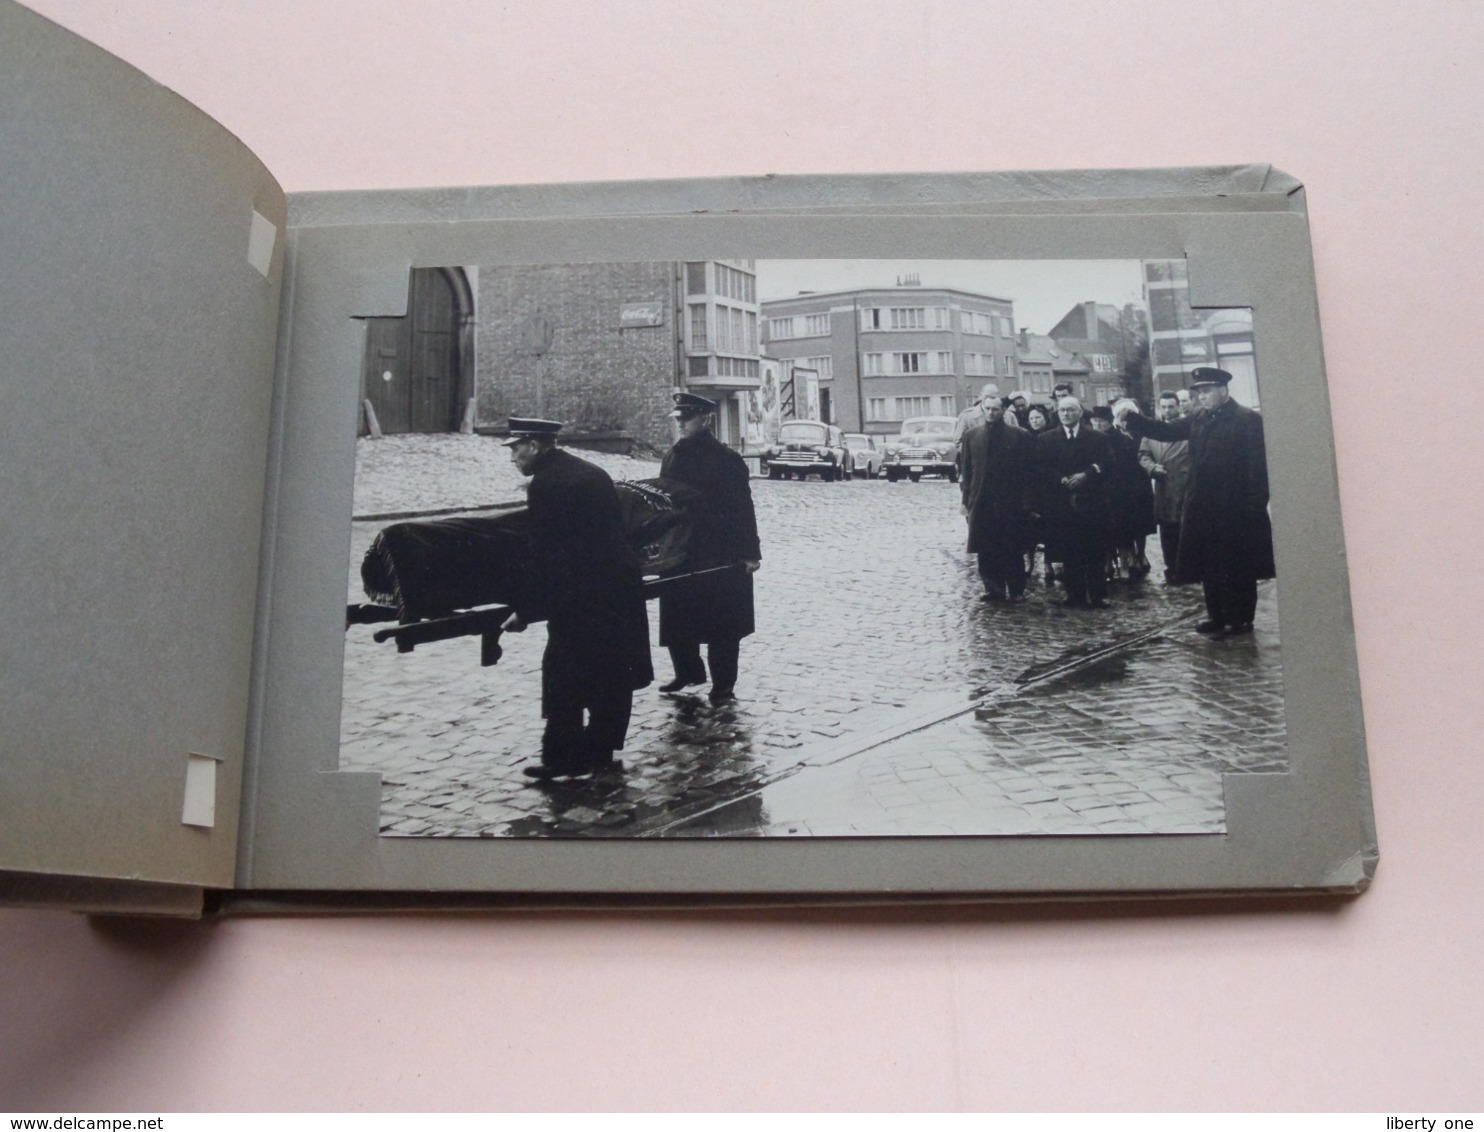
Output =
[
  {"x1": 658, "y1": 674, "x2": 706, "y2": 693},
  {"x1": 523, "y1": 753, "x2": 622, "y2": 780},
  {"x1": 523, "y1": 762, "x2": 586, "y2": 781},
  {"x1": 1195, "y1": 620, "x2": 1224, "y2": 634},
  {"x1": 1007, "y1": 592, "x2": 1027, "y2": 603},
  {"x1": 708, "y1": 685, "x2": 736, "y2": 703},
  {"x1": 1222, "y1": 622, "x2": 1254, "y2": 636},
  {"x1": 980, "y1": 592, "x2": 1006, "y2": 603}
]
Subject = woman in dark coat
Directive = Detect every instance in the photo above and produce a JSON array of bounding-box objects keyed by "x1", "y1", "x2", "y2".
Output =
[
  {"x1": 658, "y1": 393, "x2": 762, "y2": 702},
  {"x1": 1105, "y1": 400, "x2": 1157, "y2": 579},
  {"x1": 1021, "y1": 405, "x2": 1052, "y2": 579}
]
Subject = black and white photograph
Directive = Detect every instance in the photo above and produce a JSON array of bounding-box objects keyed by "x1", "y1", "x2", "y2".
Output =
[{"x1": 339, "y1": 257, "x2": 1280, "y2": 839}]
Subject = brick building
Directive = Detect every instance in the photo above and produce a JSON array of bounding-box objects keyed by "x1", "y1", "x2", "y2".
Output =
[
  {"x1": 1015, "y1": 331, "x2": 1093, "y2": 403},
  {"x1": 760, "y1": 285, "x2": 1018, "y2": 439},
  {"x1": 1044, "y1": 300, "x2": 1152, "y2": 407},
  {"x1": 1143, "y1": 259, "x2": 1260, "y2": 408},
  {"x1": 473, "y1": 260, "x2": 761, "y2": 451}
]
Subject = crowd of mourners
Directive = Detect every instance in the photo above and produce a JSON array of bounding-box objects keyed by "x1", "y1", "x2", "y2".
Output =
[{"x1": 955, "y1": 369, "x2": 1275, "y2": 635}]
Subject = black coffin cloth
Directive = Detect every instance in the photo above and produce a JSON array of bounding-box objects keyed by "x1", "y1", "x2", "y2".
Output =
[{"x1": 360, "y1": 477, "x2": 706, "y2": 619}]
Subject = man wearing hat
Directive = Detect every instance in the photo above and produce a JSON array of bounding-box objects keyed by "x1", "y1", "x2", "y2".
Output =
[
  {"x1": 500, "y1": 418, "x2": 653, "y2": 778},
  {"x1": 1117, "y1": 368, "x2": 1275, "y2": 635},
  {"x1": 657, "y1": 392, "x2": 761, "y2": 702}
]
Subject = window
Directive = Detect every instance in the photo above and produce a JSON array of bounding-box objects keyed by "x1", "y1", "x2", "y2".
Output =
[
  {"x1": 769, "y1": 316, "x2": 795, "y2": 340},
  {"x1": 685, "y1": 262, "x2": 707, "y2": 294},
  {"x1": 894, "y1": 352, "x2": 922, "y2": 373},
  {"x1": 731, "y1": 308, "x2": 745, "y2": 354},
  {"x1": 890, "y1": 307, "x2": 925, "y2": 330},
  {"x1": 999, "y1": 315, "x2": 1014, "y2": 337},
  {"x1": 799, "y1": 355, "x2": 833, "y2": 380},
  {"x1": 962, "y1": 310, "x2": 993, "y2": 336},
  {"x1": 863, "y1": 352, "x2": 884, "y2": 375},
  {"x1": 715, "y1": 305, "x2": 732, "y2": 351},
  {"x1": 746, "y1": 311, "x2": 757, "y2": 353},
  {"x1": 713, "y1": 356, "x2": 760, "y2": 379},
  {"x1": 897, "y1": 396, "x2": 933, "y2": 417},
  {"x1": 688, "y1": 356, "x2": 710, "y2": 377},
  {"x1": 931, "y1": 307, "x2": 950, "y2": 329},
  {"x1": 936, "y1": 395, "x2": 956, "y2": 415},
  {"x1": 804, "y1": 313, "x2": 829, "y2": 336},
  {"x1": 689, "y1": 304, "x2": 707, "y2": 350},
  {"x1": 861, "y1": 307, "x2": 882, "y2": 330},
  {"x1": 713, "y1": 263, "x2": 756, "y2": 302},
  {"x1": 935, "y1": 351, "x2": 953, "y2": 373}
]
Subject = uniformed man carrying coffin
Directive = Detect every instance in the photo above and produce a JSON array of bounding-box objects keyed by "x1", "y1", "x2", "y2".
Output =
[
  {"x1": 656, "y1": 392, "x2": 762, "y2": 703},
  {"x1": 500, "y1": 418, "x2": 653, "y2": 779},
  {"x1": 1117, "y1": 367, "x2": 1276, "y2": 636}
]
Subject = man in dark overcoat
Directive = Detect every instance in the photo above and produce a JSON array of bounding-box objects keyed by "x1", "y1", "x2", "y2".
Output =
[
  {"x1": 959, "y1": 397, "x2": 1034, "y2": 601},
  {"x1": 657, "y1": 392, "x2": 762, "y2": 703},
  {"x1": 1119, "y1": 367, "x2": 1276, "y2": 635},
  {"x1": 1037, "y1": 396, "x2": 1114, "y2": 608},
  {"x1": 501, "y1": 418, "x2": 653, "y2": 778}
]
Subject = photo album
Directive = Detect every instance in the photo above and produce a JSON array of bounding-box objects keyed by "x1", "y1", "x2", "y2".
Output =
[{"x1": 0, "y1": 1, "x2": 1375, "y2": 915}]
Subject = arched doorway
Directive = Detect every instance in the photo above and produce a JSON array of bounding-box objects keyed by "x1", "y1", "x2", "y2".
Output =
[{"x1": 360, "y1": 267, "x2": 474, "y2": 434}]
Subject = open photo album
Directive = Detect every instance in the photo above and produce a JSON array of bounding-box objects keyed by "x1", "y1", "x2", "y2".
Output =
[{"x1": 0, "y1": 1, "x2": 1375, "y2": 915}]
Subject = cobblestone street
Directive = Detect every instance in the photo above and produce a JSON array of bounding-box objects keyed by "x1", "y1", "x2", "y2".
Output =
[{"x1": 338, "y1": 435, "x2": 1285, "y2": 839}]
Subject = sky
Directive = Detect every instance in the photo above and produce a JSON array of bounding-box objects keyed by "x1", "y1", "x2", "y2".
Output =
[{"x1": 755, "y1": 259, "x2": 1148, "y2": 336}]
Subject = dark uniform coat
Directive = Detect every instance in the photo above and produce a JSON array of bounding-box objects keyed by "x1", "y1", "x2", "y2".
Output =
[
  {"x1": 1125, "y1": 400, "x2": 1276, "y2": 584},
  {"x1": 1035, "y1": 424, "x2": 1113, "y2": 560},
  {"x1": 658, "y1": 428, "x2": 761, "y2": 646},
  {"x1": 959, "y1": 418, "x2": 1033, "y2": 554},
  {"x1": 519, "y1": 447, "x2": 653, "y2": 742}
]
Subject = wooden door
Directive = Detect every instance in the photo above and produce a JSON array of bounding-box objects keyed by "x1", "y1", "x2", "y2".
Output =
[{"x1": 361, "y1": 268, "x2": 464, "y2": 434}]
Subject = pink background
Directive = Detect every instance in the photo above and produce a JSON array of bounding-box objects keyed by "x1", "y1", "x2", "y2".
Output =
[{"x1": 5, "y1": 0, "x2": 1481, "y2": 1111}]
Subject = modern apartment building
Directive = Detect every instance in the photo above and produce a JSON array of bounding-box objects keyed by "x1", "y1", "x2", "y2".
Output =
[{"x1": 760, "y1": 285, "x2": 1018, "y2": 438}]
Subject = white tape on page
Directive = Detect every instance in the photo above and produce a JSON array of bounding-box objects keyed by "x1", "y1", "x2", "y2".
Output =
[
  {"x1": 181, "y1": 753, "x2": 219, "y2": 828},
  {"x1": 247, "y1": 209, "x2": 277, "y2": 277}
]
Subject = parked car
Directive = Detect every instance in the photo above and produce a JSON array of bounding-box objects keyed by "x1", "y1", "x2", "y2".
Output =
[
  {"x1": 765, "y1": 420, "x2": 851, "y2": 481},
  {"x1": 843, "y1": 433, "x2": 882, "y2": 479},
  {"x1": 883, "y1": 416, "x2": 959, "y2": 482}
]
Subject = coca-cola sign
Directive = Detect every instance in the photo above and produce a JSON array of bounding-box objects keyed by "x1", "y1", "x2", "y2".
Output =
[{"x1": 618, "y1": 301, "x2": 664, "y2": 328}]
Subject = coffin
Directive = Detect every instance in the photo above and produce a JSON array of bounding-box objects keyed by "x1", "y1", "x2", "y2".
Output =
[{"x1": 360, "y1": 478, "x2": 703, "y2": 620}]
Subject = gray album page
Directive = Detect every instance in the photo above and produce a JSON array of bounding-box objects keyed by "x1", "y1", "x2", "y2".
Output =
[
  {"x1": 239, "y1": 169, "x2": 1374, "y2": 903},
  {"x1": 0, "y1": 2, "x2": 286, "y2": 912}
]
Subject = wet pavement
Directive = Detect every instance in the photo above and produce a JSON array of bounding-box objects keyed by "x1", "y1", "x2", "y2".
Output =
[{"x1": 338, "y1": 434, "x2": 1286, "y2": 839}]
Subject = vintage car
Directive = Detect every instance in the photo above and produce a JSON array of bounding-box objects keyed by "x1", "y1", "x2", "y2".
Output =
[
  {"x1": 843, "y1": 433, "x2": 882, "y2": 478},
  {"x1": 883, "y1": 416, "x2": 959, "y2": 482},
  {"x1": 764, "y1": 419, "x2": 851, "y2": 481}
]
